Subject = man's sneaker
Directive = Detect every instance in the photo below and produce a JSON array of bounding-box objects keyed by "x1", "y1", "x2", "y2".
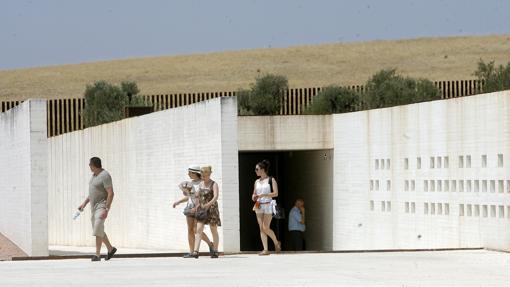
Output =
[
  {"x1": 211, "y1": 251, "x2": 219, "y2": 259},
  {"x1": 106, "y1": 247, "x2": 117, "y2": 261},
  {"x1": 91, "y1": 255, "x2": 101, "y2": 261},
  {"x1": 191, "y1": 251, "x2": 199, "y2": 259}
]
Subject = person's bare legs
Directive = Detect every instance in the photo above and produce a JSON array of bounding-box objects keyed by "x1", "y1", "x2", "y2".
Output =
[
  {"x1": 201, "y1": 230, "x2": 212, "y2": 247},
  {"x1": 209, "y1": 224, "x2": 219, "y2": 251},
  {"x1": 186, "y1": 216, "x2": 196, "y2": 253},
  {"x1": 95, "y1": 236, "x2": 102, "y2": 257},
  {"x1": 194, "y1": 222, "x2": 206, "y2": 252},
  {"x1": 256, "y1": 213, "x2": 268, "y2": 252},
  {"x1": 187, "y1": 216, "x2": 212, "y2": 253},
  {"x1": 262, "y1": 214, "x2": 280, "y2": 252},
  {"x1": 102, "y1": 233, "x2": 113, "y2": 253}
]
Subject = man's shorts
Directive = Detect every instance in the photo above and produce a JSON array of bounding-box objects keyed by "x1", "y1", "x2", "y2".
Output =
[{"x1": 91, "y1": 202, "x2": 107, "y2": 237}]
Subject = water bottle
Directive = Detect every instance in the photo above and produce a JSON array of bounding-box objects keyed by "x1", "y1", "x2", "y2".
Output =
[{"x1": 73, "y1": 210, "x2": 82, "y2": 220}]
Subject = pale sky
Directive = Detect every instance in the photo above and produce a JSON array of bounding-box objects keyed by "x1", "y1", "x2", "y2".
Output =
[{"x1": 1, "y1": 0, "x2": 509, "y2": 69}]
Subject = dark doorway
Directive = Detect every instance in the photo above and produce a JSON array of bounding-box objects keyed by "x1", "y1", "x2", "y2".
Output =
[{"x1": 239, "y1": 150, "x2": 333, "y2": 251}]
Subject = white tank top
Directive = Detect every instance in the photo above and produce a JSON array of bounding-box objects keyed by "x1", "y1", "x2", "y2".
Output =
[
  {"x1": 255, "y1": 178, "x2": 272, "y2": 203},
  {"x1": 180, "y1": 179, "x2": 201, "y2": 205}
]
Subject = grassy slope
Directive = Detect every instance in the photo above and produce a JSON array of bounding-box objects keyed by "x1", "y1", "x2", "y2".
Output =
[{"x1": 1, "y1": 35, "x2": 509, "y2": 101}]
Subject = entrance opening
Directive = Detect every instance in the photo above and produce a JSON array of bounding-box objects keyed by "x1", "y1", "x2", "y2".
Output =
[{"x1": 239, "y1": 150, "x2": 333, "y2": 251}]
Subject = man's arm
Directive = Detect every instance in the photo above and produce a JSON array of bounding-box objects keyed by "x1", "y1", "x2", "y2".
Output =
[
  {"x1": 300, "y1": 208, "x2": 305, "y2": 224},
  {"x1": 100, "y1": 173, "x2": 114, "y2": 219},
  {"x1": 105, "y1": 186, "x2": 114, "y2": 210},
  {"x1": 78, "y1": 198, "x2": 90, "y2": 211},
  {"x1": 101, "y1": 187, "x2": 114, "y2": 219},
  {"x1": 291, "y1": 209, "x2": 302, "y2": 224}
]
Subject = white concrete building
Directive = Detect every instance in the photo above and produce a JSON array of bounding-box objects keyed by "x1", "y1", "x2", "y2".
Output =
[
  {"x1": 333, "y1": 91, "x2": 510, "y2": 251},
  {"x1": 1, "y1": 90, "x2": 510, "y2": 255},
  {"x1": 0, "y1": 100, "x2": 48, "y2": 256},
  {"x1": 47, "y1": 97, "x2": 239, "y2": 252}
]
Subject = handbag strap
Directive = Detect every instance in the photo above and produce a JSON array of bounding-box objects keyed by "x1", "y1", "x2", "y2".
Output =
[{"x1": 268, "y1": 176, "x2": 278, "y2": 204}]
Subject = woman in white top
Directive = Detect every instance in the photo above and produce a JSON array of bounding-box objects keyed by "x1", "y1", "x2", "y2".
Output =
[
  {"x1": 172, "y1": 165, "x2": 214, "y2": 258},
  {"x1": 252, "y1": 160, "x2": 281, "y2": 255}
]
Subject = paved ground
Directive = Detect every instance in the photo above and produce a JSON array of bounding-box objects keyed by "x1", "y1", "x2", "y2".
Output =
[
  {"x1": 1, "y1": 250, "x2": 509, "y2": 286},
  {"x1": 49, "y1": 245, "x2": 180, "y2": 256},
  {"x1": 0, "y1": 233, "x2": 26, "y2": 261}
]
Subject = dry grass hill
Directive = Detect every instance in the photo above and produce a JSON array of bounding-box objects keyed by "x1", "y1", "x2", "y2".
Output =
[{"x1": 1, "y1": 35, "x2": 509, "y2": 101}]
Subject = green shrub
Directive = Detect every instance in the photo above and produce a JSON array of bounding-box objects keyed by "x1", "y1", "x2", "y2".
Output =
[
  {"x1": 83, "y1": 80, "x2": 148, "y2": 127},
  {"x1": 305, "y1": 86, "x2": 360, "y2": 114},
  {"x1": 362, "y1": 69, "x2": 441, "y2": 109},
  {"x1": 238, "y1": 74, "x2": 288, "y2": 115},
  {"x1": 474, "y1": 59, "x2": 510, "y2": 93},
  {"x1": 121, "y1": 81, "x2": 149, "y2": 107}
]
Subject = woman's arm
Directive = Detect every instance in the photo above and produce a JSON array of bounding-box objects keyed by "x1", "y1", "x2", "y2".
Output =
[
  {"x1": 261, "y1": 178, "x2": 279, "y2": 198},
  {"x1": 251, "y1": 181, "x2": 258, "y2": 202},
  {"x1": 172, "y1": 196, "x2": 189, "y2": 208},
  {"x1": 204, "y1": 183, "x2": 220, "y2": 208}
]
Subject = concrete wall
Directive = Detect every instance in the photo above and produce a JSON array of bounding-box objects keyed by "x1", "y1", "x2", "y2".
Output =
[
  {"x1": 0, "y1": 100, "x2": 48, "y2": 256},
  {"x1": 238, "y1": 115, "x2": 332, "y2": 151},
  {"x1": 5, "y1": 91, "x2": 509, "y2": 255},
  {"x1": 333, "y1": 91, "x2": 510, "y2": 251},
  {"x1": 48, "y1": 97, "x2": 239, "y2": 252}
]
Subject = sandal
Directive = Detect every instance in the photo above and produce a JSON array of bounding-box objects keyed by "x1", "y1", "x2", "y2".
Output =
[
  {"x1": 258, "y1": 250, "x2": 270, "y2": 256},
  {"x1": 208, "y1": 243, "x2": 214, "y2": 256},
  {"x1": 183, "y1": 253, "x2": 194, "y2": 258},
  {"x1": 275, "y1": 241, "x2": 281, "y2": 253}
]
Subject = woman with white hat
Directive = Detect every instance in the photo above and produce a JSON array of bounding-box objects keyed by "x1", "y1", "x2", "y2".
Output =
[{"x1": 172, "y1": 165, "x2": 214, "y2": 258}]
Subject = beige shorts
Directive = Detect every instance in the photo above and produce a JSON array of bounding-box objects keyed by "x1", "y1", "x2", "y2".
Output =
[
  {"x1": 254, "y1": 203, "x2": 273, "y2": 214},
  {"x1": 91, "y1": 203, "x2": 106, "y2": 237}
]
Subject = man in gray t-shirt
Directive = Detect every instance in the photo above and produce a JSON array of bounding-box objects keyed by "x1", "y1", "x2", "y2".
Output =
[{"x1": 78, "y1": 157, "x2": 117, "y2": 261}]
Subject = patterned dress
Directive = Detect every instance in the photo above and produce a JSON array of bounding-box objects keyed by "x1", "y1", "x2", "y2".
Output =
[{"x1": 198, "y1": 180, "x2": 222, "y2": 226}]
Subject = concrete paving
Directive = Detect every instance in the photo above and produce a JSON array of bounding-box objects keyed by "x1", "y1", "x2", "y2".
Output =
[
  {"x1": 1, "y1": 250, "x2": 509, "y2": 286},
  {"x1": 48, "y1": 245, "x2": 179, "y2": 256}
]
